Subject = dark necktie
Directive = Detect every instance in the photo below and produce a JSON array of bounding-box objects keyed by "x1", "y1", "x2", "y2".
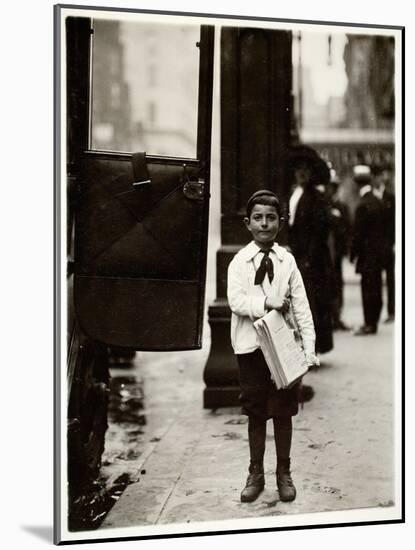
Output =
[{"x1": 254, "y1": 250, "x2": 274, "y2": 285}]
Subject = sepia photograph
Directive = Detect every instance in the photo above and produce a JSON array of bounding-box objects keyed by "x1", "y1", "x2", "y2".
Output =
[{"x1": 54, "y1": 3, "x2": 403, "y2": 544}]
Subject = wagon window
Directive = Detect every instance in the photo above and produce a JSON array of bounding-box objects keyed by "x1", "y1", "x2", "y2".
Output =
[{"x1": 90, "y1": 19, "x2": 200, "y2": 158}]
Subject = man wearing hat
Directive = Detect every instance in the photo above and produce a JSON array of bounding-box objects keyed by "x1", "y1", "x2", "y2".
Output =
[
  {"x1": 372, "y1": 164, "x2": 395, "y2": 323},
  {"x1": 350, "y1": 165, "x2": 386, "y2": 335}
]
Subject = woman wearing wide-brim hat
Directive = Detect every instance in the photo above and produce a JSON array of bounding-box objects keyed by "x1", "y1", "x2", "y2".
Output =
[
  {"x1": 285, "y1": 145, "x2": 334, "y2": 355},
  {"x1": 286, "y1": 145, "x2": 331, "y2": 185}
]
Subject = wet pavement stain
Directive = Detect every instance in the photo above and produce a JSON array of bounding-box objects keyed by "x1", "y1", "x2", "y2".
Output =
[
  {"x1": 68, "y1": 473, "x2": 132, "y2": 532},
  {"x1": 108, "y1": 376, "x2": 146, "y2": 425},
  {"x1": 308, "y1": 441, "x2": 334, "y2": 450},
  {"x1": 211, "y1": 432, "x2": 242, "y2": 440},
  {"x1": 69, "y1": 372, "x2": 147, "y2": 531},
  {"x1": 323, "y1": 486, "x2": 341, "y2": 494}
]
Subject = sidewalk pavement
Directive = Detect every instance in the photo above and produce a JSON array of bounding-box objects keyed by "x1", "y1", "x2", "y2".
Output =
[{"x1": 100, "y1": 282, "x2": 396, "y2": 531}]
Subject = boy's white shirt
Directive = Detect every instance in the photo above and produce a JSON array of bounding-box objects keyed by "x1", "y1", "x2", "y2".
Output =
[{"x1": 227, "y1": 241, "x2": 316, "y2": 356}]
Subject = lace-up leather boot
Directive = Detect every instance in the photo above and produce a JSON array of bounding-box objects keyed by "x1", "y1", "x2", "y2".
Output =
[
  {"x1": 240, "y1": 462, "x2": 265, "y2": 502},
  {"x1": 276, "y1": 458, "x2": 296, "y2": 502}
]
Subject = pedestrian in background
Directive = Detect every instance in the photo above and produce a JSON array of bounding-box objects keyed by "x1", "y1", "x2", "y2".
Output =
[
  {"x1": 287, "y1": 146, "x2": 334, "y2": 355},
  {"x1": 372, "y1": 164, "x2": 395, "y2": 323},
  {"x1": 326, "y1": 168, "x2": 351, "y2": 331},
  {"x1": 350, "y1": 165, "x2": 386, "y2": 335},
  {"x1": 227, "y1": 190, "x2": 318, "y2": 504}
]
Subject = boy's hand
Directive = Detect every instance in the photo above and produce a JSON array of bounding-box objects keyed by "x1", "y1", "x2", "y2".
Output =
[
  {"x1": 266, "y1": 296, "x2": 290, "y2": 313},
  {"x1": 305, "y1": 352, "x2": 320, "y2": 369}
]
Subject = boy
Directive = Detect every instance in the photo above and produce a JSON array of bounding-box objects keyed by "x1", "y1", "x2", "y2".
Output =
[{"x1": 227, "y1": 189, "x2": 318, "y2": 503}]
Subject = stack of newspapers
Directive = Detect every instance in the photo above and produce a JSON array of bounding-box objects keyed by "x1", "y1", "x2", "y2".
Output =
[{"x1": 254, "y1": 309, "x2": 308, "y2": 389}]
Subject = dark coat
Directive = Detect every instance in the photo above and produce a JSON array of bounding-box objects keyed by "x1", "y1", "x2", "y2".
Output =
[
  {"x1": 329, "y1": 198, "x2": 351, "y2": 263},
  {"x1": 382, "y1": 190, "x2": 395, "y2": 252},
  {"x1": 289, "y1": 187, "x2": 334, "y2": 354},
  {"x1": 350, "y1": 191, "x2": 387, "y2": 274}
]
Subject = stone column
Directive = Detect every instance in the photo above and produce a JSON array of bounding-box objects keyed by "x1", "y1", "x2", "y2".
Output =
[{"x1": 203, "y1": 27, "x2": 293, "y2": 408}]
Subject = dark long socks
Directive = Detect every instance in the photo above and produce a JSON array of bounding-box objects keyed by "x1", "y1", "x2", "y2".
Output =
[
  {"x1": 247, "y1": 415, "x2": 292, "y2": 466},
  {"x1": 248, "y1": 415, "x2": 266, "y2": 466},
  {"x1": 272, "y1": 416, "x2": 292, "y2": 461},
  {"x1": 241, "y1": 416, "x2": 267, "y2": 502},
  {"x1": 244, "y1": 415, "x2": 295, "y2": 502}
]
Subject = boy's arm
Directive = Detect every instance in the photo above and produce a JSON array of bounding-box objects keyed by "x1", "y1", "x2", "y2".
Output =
[
  {"x1": 288, "y1": 257, "x2": 316, "y2": 357},
  {"x1": 227, "y1": 257, "x2": 266, "y2": 320}
]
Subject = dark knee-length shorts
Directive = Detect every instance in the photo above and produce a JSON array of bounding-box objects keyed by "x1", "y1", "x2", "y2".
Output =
[{"x1": 237, "y1": 348, "x2": 300, "y2": 419}]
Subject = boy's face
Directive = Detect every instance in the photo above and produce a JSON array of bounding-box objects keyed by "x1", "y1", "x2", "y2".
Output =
[{"x1": 244, "y1": 204, "x2": 280, "y2": 247}]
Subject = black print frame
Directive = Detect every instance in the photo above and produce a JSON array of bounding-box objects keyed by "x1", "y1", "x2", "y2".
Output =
[{"x1": 54, "y1": 3, "x2": 404, "y2": 544}]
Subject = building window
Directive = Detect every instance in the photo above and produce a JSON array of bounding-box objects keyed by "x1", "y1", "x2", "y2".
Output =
[{"x1": 90, "y1": 19, "x2": 200, "y2": 157}]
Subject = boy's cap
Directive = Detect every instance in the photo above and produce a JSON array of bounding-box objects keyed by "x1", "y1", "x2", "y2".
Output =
[
  {"x1": 353, "y1": 164, "x2": 371, "y2": 181},
  {"x1": 246, "y1": 190, "x2": 280, "y2": 215},
  {"x1": 248, "y1": 189, "x2": 278, "y2": 201}
]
